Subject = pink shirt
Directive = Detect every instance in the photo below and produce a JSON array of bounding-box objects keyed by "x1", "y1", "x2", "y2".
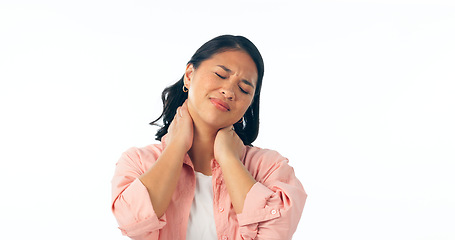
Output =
[{"x1": 111, "y1": 138, "x2": 307, "y2": 240}]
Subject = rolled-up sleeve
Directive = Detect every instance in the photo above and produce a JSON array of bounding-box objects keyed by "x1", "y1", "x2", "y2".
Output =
[
  {"x1": 111, "y1": 148, "x2": 166, "y2": 239},
  {"x1": 237, "y1": 158, "x2": 307, "y2": 240}
]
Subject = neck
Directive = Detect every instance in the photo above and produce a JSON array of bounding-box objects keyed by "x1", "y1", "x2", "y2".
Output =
[{"x1": 188, "y1": 119, "x2": 218, "y2": 175}]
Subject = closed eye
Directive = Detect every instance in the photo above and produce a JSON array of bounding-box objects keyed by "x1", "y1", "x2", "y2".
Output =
[
  {"x1": 215, "y1": 71, "x2": 251, "y2": 94},
  {"x1": 215, "y1": 72, "x2": 227, "y2": 79},
  {"x1": 239, "y1": 86, "x2": 249, "y2": 94}
]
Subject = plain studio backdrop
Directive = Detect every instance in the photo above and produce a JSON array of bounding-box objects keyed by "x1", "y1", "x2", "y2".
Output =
[{"x1": 0, "y1": 0, "x2": 454, "y2": 239}]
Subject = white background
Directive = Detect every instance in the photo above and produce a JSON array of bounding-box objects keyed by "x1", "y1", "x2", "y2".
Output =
[{"x1": 1, "y1": 0, "x2": 454, "y2": 239}]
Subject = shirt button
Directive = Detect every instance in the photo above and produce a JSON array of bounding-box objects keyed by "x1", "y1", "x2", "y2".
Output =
[
  {"x1": 271, "y1": 209, "x2": 277, "y2": 215},
  {"x1": 219, "y1": 207, "x2": 224, "y2": 212},
  {"x1": 221, "y1": 236, "x2": 228, "y2": 240}
]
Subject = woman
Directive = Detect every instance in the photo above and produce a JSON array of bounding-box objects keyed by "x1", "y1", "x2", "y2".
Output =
[{"x1": 111, "y1": 35, "x2": 307, "y2": 240}]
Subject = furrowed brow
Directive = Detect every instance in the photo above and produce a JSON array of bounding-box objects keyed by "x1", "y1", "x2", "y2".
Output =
[
  {"x1": 217, "y1": 65, "x2": 232, "y2": 73},
  {"x1": 241, "y1": 79, "x2": 255, "y2": 88},
  {"x1": 217, "y1": 65, "x2": 255, "y2": 88}
]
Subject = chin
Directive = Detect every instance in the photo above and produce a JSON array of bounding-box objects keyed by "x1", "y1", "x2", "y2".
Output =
[
  {"x1": 205, "y1": 118, "x2": 232, "y2": 129},
  {"x1": 200, "y1": 113, "x2": 234, "y2": 129},
  {"x1": 188, "y1": 101, "x2": 237, "y2": 129}
]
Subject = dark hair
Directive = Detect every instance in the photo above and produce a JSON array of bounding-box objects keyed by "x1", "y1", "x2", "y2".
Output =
[{"x1": 150, "y1": 35, "x2": 264, "y2": 146}]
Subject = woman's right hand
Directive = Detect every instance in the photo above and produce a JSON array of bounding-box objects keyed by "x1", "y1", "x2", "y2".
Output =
[
  {"x1": 165, "y1": 99, "x2": 194, "y2": 153},
  {"x1": 138, "y1": 99, "x2": 193, "y2": 219}
]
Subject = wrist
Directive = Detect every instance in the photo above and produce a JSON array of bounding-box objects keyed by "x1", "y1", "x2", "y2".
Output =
[
  {"x1": 165, "y1": 142, "x2": 188, "y2": 159},
  {"x1": 217, "y1": 153, "x2": 239, "y2": 168}
]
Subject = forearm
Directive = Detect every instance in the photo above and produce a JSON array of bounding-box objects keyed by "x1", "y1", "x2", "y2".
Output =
[
  {"x1": 218, "y1": 155, "x2": 256, "y2": 214},
  {"x1": 139, "y1": 143, "x2": 186, "y2": 218}
]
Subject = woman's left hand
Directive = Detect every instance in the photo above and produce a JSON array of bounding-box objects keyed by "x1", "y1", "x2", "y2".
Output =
[
  {"x1": 214, "y1": 126, "x2": 255, "y2": 214},
  {"x1": 214, "y1": 125, "x2": 244, "y2": 164}
]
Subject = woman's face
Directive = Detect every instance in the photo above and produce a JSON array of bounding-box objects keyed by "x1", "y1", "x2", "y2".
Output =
[{"x1": 184, "y1": 50, "x2": 258, "y2": 130}]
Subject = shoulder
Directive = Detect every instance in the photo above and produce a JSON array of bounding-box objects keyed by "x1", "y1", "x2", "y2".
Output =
[
  {"x1": 118, "y1": 142, "x2": 165, "y2": 169},
  {"x1": 244, "y1": 146, "x2": 289, "y2": 165},
  {"x1": 243, "y1": 146, "x2": 294, "y2": 181}
]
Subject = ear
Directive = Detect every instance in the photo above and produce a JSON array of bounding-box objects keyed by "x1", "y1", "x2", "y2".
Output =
[{"x1": 184, "y1": 64, "x2": 195, "y2": 88}]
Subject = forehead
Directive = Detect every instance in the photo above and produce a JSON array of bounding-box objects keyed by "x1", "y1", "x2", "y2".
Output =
[{"x1": 203, "y1": 50, "x2": 258, "y2": 84}]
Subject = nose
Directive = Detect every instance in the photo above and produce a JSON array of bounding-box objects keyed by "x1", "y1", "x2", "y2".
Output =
[
  {"x1": 220, "y1": 87, "x2": 235, "y2": 101},
  {"x1": 220, "y1": 84, "x2": 235, "y2": 101}
]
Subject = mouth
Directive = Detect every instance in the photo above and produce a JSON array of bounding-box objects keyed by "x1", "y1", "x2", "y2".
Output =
[{"x1": 210, "y1": 98, "x2": 230, "y2": 112}]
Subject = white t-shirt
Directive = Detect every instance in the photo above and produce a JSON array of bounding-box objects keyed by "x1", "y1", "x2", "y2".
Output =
[{"x1": 186, "y1": 171, "x2": 217, "y2": 240}]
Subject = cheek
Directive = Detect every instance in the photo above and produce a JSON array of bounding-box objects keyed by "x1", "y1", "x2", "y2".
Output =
[
  {"x1": 236, "y1": 98, "x2": 253, "y2": 115},
  {"x1": 189, "y1": 78, "x2": 208, "y2": 98},
  {"x1": 191, "y1": 75, "x2": 218, "y2": 95},
  {"x1": 203, "y1": 76, "x2": 220, "y2": 90}
]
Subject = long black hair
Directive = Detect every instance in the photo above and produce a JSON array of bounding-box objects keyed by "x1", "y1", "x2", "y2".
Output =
[{"x1": 150, "y1": 35, "x2": 264, "y2": 146}]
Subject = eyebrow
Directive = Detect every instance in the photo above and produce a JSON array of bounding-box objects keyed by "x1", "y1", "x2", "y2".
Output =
[{"x1": 217, "y1": 65, "x2": 255, "y2": 88}]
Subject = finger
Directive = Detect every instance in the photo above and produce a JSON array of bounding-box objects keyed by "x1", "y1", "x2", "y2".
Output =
[
  {"x1": 181, "y1": 100, "x2": 188, "y2": 112},
  {"x1": 168, "y1": 119, "x2": 174, "y2": 132},
  {"x1": 180, "y1": 100, "x2": 191, "y2": 118},
  {"x1": 228, "y1": 125, "x2": 240, "y2": 138},
  {"x1": 176, "y1": 106, "x2": 183, "y2": 118},
  {"x1": 222, "y1": 125, "x2": 235, "y2": 132}
]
